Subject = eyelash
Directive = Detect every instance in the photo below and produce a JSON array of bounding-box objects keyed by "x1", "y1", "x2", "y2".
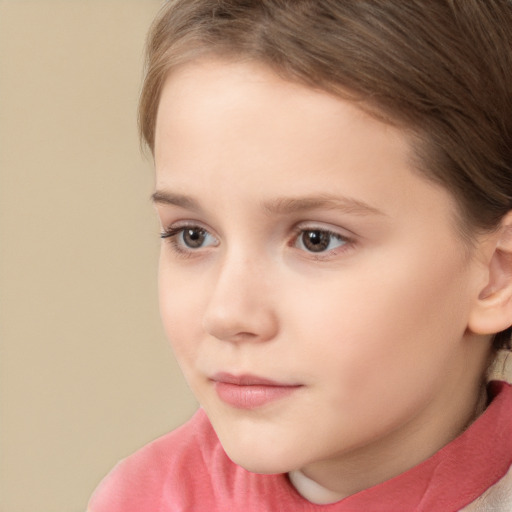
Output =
[{"x1": 160, "y1": 224, "x2": 353, "y2": 259}]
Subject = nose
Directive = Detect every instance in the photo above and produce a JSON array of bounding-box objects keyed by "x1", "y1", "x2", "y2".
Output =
[{"x1": 202, "y1": 254, "x2": 279, "y2": 343}]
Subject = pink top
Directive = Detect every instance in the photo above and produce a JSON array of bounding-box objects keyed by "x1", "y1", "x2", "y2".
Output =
[{"x1": 89, "y1": 381, "x2": 512, "y2": 512}]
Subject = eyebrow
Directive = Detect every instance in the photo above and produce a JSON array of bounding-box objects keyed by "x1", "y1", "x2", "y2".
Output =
[
  {"x1": 151, "y1": 191, "x2": 203, "y2": 212},
  {"x1": 262, "y1": 195, "x2": 385, "y2": 217},
  {"x1": 151, "y1": 190, "x2": 385, "y2": 217}
]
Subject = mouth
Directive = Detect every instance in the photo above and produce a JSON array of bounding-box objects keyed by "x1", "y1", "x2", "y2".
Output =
[{"x1": 210, "y1": 372, "x2": 303, "y2": 409}]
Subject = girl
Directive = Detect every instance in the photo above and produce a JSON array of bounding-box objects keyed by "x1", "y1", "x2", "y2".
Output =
[{"x1": 89, "y1": 1, "x2": 512, "y2": 510}]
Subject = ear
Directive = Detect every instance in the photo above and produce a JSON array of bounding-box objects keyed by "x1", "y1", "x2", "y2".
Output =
[{"x1": 468, "y1": 211, "x2": 512, "y2": 335}]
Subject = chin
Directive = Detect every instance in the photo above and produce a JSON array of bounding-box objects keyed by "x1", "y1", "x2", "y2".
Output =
[
  {"x1": 219, "y1": 434, "x2": 304, "y2": 475},
  {"x1": 227, "y1": 450, "x2": 294, "y2": 475},
  {"x1": 203, "y1": 400, "x2": 310, "y2": 474}
]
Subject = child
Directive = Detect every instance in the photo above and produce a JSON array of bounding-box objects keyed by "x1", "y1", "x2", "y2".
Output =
[{"x1": 88, "y1": 1, "x2": 512, "y2": 510}]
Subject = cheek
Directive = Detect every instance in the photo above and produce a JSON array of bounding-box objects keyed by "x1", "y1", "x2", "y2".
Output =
[
  {"x1": 158, "y1": 262, "x2": 204, "y2": 364},
  {"x1": 282, "y1": 245, "x2": 471, "y2": 386}
]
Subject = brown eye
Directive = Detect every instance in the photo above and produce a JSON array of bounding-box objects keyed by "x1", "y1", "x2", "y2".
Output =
[
  {"x1": 160, "y1": 224, "x2": 219, "y2": 253},
  {"x1": 182, "y1": 227, "x2": 207, "y2": 248},
  {"x1": 296, "y1": 229, "x2": 347, "y2": 253},
  {"x1": 301, "y1": 230, "x2": 330, "y2": 252}
]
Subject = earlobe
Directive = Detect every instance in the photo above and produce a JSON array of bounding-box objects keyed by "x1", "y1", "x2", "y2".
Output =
[{"x1": 468, "y1": 211, "x2": 512, "y2": 335}]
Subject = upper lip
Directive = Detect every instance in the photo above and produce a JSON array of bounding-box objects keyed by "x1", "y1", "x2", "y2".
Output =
[{"x1": 211, "y1": 372, "x2": 301, "y2": 387}]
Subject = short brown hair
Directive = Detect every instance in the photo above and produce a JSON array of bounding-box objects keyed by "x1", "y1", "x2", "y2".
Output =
[{"x1": 139, "y1": 0, "x2": 512, "y2": 349}]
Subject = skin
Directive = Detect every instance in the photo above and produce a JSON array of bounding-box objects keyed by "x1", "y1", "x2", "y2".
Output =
[{"x1": 153, "y1": 59, "x2": 495, "y2": 502}]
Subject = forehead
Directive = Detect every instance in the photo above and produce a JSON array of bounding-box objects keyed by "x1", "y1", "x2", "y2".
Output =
[
  {"x1": 155, "y1": 60, "x2": 407, "y2": 174},
  {"x1": 154, "y1": 59, "x2": 461, "y2": 231}
]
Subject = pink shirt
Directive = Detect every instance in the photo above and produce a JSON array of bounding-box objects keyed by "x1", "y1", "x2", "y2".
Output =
[{"x1": 89, "y1": 381, "x2": 512, "y2": 511}]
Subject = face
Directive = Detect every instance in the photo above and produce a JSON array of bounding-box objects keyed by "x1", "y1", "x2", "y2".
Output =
[{"x1": 153, "y1": 59, "x2": 489, "y2": 487}]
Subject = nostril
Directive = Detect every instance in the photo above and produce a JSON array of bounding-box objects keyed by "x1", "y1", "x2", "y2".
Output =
[{"x1": 231, "y1": 331, "x2": 259, "y2": 341}]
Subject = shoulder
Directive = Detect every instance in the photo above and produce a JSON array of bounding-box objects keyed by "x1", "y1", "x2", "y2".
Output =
[
  {"x1": 88, "y1": 409, "x2": 222, "y2": 512},
  {"x1": 88, "y1": 408, "x2": 293, "y2": 512}
]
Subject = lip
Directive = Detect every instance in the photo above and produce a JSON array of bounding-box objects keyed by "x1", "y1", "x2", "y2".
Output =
[{"x1": 210, "y1": 372, "x2": 303, "y2": 409}]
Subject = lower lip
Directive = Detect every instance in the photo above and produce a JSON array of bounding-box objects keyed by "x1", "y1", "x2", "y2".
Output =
[{"x1": 214, "y1": 382, "x2": 301, "y2": 409}]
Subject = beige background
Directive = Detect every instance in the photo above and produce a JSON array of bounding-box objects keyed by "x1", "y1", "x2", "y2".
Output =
[{"x1": 0, "y1": 2, "x2": 198, "y2": 511}]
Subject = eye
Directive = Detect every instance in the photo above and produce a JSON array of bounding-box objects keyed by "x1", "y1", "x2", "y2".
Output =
[
  {"x1": 180, "y1": 227, "x2": 210, "y2": 248},
  {"x1": 295, "y1": 229, "x2": 347, "y2": 253},
  {"x1": 161, "y1": 225, "x2": 218, "y2": 251}
]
